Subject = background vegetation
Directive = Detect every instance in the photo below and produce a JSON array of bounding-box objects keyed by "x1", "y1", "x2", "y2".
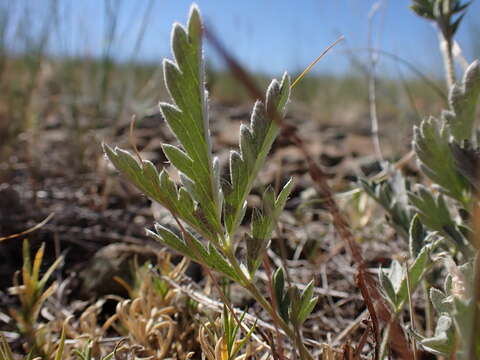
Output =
[{"x1": 1, "y1": 0, "x2": 479, "y2": 359}]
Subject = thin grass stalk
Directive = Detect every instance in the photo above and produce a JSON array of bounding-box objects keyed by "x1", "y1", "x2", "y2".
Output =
[{"x1": 367, "y1": 1, "x2": 385, "y2": 164}]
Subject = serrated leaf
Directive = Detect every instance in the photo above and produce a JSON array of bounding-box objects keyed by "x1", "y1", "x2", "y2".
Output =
[
  {"x1": 442, "y1": 60, "x2": 480, "y2": 141},
  {"x1": 360, "y1": 169, "x2": 412, "y2": 240},
  {"x1": 413, "y1": 117, "x2": 469, "y2": 202},
  {"x1": 104, "y1": 7, "x2": 232, "y2": 242},
  {"x1": 224, "y1": 74, "x2": 291, "y2": 236},
  {"x1": 149, "y1": 224, "x2": 197, "y2": 261},
  {"x1": 246, "y1": 180, "x2": 294, "y2": 275},
  {"x1": 150, "y1": 224, "x2": 239, "y2": 282},
  {"x1": 158, "y1": 5, "x2": 222, "y2": 237},
  {"x1": 106, "y1": 144, "x2": 220, "y2": 240},
  {"x1": 409, "y1": 187, "x2": 472, "y2": 256},
  {"x1": 104, "y1": 145, "x2": 173, "y2": 208},
  {"x1": 409, "y1": 186, "x2": 455, "y2": 232},
  {"x1": 430, "y1": 287, "x2": 453, "y2": 314},
  {"x1": 162, "y1": 144, "x2": 195, "y2": 178}
]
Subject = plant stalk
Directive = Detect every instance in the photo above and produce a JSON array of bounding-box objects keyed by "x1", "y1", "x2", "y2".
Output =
[
  {"x1": 224, "y1": 250, "x2": 313, "y2": 359},
  {"x1": 439, "y1": 32, "x2": 456, "y2": 89}
]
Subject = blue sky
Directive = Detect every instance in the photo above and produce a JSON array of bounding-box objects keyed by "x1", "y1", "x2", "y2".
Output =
[{"x1": 7, "y1": 0, "x2": 480, "y2": 77}]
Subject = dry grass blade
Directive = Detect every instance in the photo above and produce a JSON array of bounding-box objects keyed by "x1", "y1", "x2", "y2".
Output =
[
  {"x1": 0, "y1": 213, "x2": 55, "y2": 242},
  {"x1": 290, "y1": 36, "x2": 344, "y2": 89}
]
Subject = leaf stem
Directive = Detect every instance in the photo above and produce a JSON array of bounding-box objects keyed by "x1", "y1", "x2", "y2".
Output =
[{"x1": 223, "y1": 249, "x2": 313, "y2": 359}]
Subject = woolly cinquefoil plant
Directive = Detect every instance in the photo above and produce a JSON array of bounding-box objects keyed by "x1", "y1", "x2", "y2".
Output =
[
  {"x1": 104, "y1": 5, "x2": 317, "y2": 359},
  {"x1": 362, "y1": 1, "x2": 480, "y2": 356}
]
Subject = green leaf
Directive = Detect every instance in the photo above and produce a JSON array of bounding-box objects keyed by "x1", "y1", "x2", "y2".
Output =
[
  {"x1": 148, "y1": 224, "x2": 197, "y2": 261},
  {"x1": 273, "y1": 178, "x2": 295, "y2": 217},
  {"x1": 273, "y1": 267, "x2": 285, "y2": 307},
  {"x1": 273, "y1": 268, "x2": 290, "y2": 322},
  {"x1": 409, "y1": 214, "x2": 426, "y2": 258},
  {"x1": 204, "y1": 243, "x2": 240, "y2": 281},
  {"x1": 246, "y1": 180, "x2": 294, "y2": 275},
  {"x1": 413, "y1": 117, "x2": 469, "y2": 202},
  {"x1": 410, "y1": 0, "x2": 435, "y2": 19},
  {"x1": 105, "y1": 144, "x2": 220, "y2": 240},
  {"x1": 224, "y1": 74, "x2": 291, "y2": 236},
  {"x1": 379, "y1": 268, "x2": 397, "y2": 307},
  {"x1": 409, "y1": 187, "x2": 472, "y2": 256},
  {"x1": 430, "y1": 287, "x2": 453, "y2": 314},
  {"x1": 450, "y1": 12, "x2": 465, "y2": 35},
  {"x1": 288, "y1": 286, "x2": 301, "y2": 325},
  {"x1": 104, "y1": 145, "x2": 169, "y2": 208},
  {"x1": 297, "y1": 281, "x2": 318, "y2": 324},
  {"x1": 452, "y1": 296, "x2": 476, "y2": 357},
  {"x1": 409, "y1": 186, "x2": 455, "y2": 232},
  {"x1": 442, "y1": 60, "x2": 480, "y2": 141},
  {"x1": 419, "y1": 315, "x2": 455, "y2": 356},
  {"x1": 298, "y1": 297, "x2": 318, "y2": 325},
  {"x1": 380, "y1": 245, "x2": 431, "y2": 312},
  {"x1": 162, "y1": 144, "x2": 194, "y2": 178},
  {"x1": 159, "y1": 5, "x2": 222, "y2": 237},
  {"x1": 395, "y1": 246, "x2": 431, "y2": 308},
  {"x1": 149, "y1": 224, "x2": 240, "y2": 282},
  {"x1": 389, "y1": 260, "x2": 405, "y2": 294},
  {"x1": 360, "y1": 169, "x2": 412, "y2": 240},
  {"x1": 450, "y1": 140, "x2": 480, "y2": 191}
]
